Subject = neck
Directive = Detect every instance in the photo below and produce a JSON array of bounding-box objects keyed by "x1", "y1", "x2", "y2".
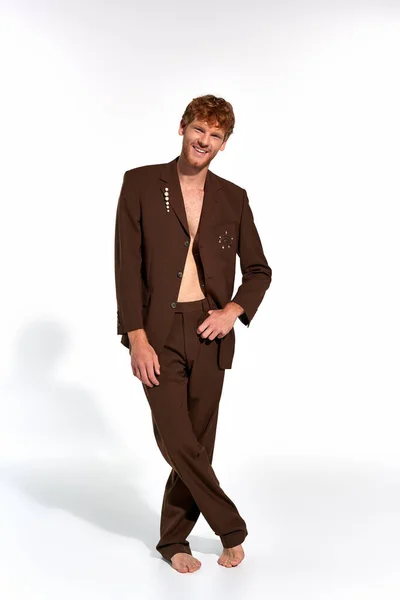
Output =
[{"x1": 176, "y1": 153, "x2": 208, "y2": 189}]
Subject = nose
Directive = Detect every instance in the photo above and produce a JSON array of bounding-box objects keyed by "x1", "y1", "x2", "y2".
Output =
[{"x1": 198, "y1": 136, "x2": 209, "y2": 148}]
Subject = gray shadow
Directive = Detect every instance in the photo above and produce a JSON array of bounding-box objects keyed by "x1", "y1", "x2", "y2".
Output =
[{"x1": 0, "y1": 319, "x2": 217, "y2": 561}]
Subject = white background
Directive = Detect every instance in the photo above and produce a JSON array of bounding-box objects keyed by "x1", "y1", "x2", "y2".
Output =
[{"x1": 0, "y1": 0, "x2": 399, "y2": 597}]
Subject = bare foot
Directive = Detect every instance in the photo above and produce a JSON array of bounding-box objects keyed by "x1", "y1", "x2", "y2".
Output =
[
  {"x1": 217, "y1": 544, "x2": 245, "y2": 568},
  {"x1": 170, "y1": 552, "x2": 202, "y2": 573}
]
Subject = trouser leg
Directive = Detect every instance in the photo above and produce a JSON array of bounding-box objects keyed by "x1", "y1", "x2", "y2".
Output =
[
  {"x1": 154, "y1": 376, "x2": 223, "y2": 559},
  {"x1": 143, "y1": 301, "x2": 247, "y2": 560}
]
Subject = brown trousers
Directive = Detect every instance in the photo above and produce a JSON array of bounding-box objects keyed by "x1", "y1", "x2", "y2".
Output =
[{"x1": 142, "y1": 295, "x2": 248, "y2": 560}]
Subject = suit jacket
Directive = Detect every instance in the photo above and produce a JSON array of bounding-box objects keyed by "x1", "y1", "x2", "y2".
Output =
[{"x1": 114, "y1": 155, "x2": 272, "y2": 369}]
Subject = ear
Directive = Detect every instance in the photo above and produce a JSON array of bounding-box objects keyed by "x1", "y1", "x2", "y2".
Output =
[
  {"x1": 208, "y1": 310, "x2": 214, "y2": 314},
  {"x1": 178, "y1": 119, "x2": 186, "y2": 136}
]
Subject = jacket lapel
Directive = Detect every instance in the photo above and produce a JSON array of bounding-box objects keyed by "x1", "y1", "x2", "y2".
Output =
[{"x1": 159, "y1": 156, "x2": 223, "y2": 240}]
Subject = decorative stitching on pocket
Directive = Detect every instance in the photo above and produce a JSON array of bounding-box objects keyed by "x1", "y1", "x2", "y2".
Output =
[{"x1": 214, "y1": 222, "x2": 236, "y2": 251}]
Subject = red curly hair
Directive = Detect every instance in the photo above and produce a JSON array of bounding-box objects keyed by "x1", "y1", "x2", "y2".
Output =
[{"x1": 181, "y1": 94, "x2": 235, "y2": 142}]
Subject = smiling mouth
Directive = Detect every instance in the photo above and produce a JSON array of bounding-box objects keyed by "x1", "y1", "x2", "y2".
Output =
[{"x1": 193, "y1": 145, "x2": 208, "y2": 155}]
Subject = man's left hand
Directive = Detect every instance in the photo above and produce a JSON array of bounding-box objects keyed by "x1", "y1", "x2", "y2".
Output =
[{"x1": 196, "y1": 302, "x2": 244, "y2": 340}]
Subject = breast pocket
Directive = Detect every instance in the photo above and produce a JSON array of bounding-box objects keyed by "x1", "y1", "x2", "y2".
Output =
[{"x1": 213, "y1": 221, "x2": 238, "y2": 255}]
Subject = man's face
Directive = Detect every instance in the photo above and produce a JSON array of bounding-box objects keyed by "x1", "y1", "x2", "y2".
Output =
[{"x1": 178, "y1": 118, "x2": 228, "y2": 168}]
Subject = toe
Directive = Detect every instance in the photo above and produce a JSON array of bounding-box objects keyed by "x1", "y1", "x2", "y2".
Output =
[
  {"x1": 231, "y1": 553, "x2": 243, "y2": 567},
  {"x1": 221, "y1": 557, "x2": 231, "y2": 567},
  {"x1": 178, "y1": 566, "x2": 187, "y2": 573},
  {"x1": 188, "y1": 558, "x2": 201, "y2": 572}
]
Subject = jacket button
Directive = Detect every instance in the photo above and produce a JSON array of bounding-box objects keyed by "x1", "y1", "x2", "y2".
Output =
[
  {"x1": 171, "y1": 302, "x2": 177, "y2": 308},
  {"x1": 177, "y1": 271, "x2": 183, "y2": 278},
  {"x1": 184, "y1": 240, "x2": 190, "y2": 247}
]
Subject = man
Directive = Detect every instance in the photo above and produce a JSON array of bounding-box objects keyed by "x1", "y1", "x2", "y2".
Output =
[{"x1": 114, "y1": 94, "x2": 272, "y2": 573}]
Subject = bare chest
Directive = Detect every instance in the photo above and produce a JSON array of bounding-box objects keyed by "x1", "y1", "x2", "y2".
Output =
[{"x1": 181, "y1": 187, "x2": 204, "y2": 238}]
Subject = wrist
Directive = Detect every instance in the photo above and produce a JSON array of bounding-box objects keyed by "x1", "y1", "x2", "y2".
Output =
[
  {"x1": 224, "y1": 301, "x2": 245, "y2": 318},
  {"x1": 128, "y1": 328, "x2": 148, "y2": 344}
]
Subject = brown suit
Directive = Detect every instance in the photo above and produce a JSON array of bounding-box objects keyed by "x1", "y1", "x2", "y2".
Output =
[
  {"x1": 114, "y1": 155, "x2": 272, "y2": 560},
  {"x1": 115, "y1": 155, "x2": 272, "y2": 369}
]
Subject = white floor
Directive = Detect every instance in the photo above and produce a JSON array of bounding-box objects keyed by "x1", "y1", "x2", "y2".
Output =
[{"x1": 0, "y1": 457, "x2": 399, "y2": 600}]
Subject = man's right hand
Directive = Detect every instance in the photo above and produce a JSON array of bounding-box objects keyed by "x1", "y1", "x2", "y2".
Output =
[{"x1": 128, "y1": 330, "x2": 160, "y2": 387}]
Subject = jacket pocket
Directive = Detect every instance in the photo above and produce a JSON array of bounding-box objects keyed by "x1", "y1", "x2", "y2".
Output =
[{"x1": 213, "y1": 221, "x2": 237, "y2": 253}]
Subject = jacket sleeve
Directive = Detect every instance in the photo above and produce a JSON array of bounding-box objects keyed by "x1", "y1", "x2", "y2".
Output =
[
  {"x1": 114, "y1": 170, "x2": 144, "y2": 335},
  {"x1": 230, "y1": 188, "x2": 272, "y2": 327}
]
